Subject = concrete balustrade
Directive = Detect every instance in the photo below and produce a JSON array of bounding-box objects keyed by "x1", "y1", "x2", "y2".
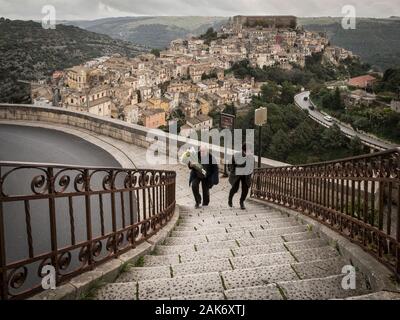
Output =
[{"x1": 0, "y1": 104, "x2": 288, "y2": 168}]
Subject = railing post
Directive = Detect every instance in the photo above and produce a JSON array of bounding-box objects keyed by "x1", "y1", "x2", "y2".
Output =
[
  {"x1": 109, "y1": 170, "x2": 118, "y2": 254},
  {"x1": 0, "y1": 166, "x2": 7, "y2": 300},
  {"x1": 48, "y1": 168, "x2": 59, "y2": 284},
  {"x1": 84, "y1": 169, "x2": 93, "y2": 268},
  {"x1": 397, "y1": 186, "x2": 400, "y2": 276}
]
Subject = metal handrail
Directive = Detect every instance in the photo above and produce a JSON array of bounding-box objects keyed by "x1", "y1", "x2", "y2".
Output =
[
  {"x1": 0, "y1": 162, "x2": 176, "y2": 300},
  {"x1": 251, "y1": 148, "x2": 400, "y2": 278}
]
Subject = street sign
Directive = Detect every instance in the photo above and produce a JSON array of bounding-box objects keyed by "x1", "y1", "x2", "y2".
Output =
[
  {"x1": 220, "y1": 112, "x2": 236, "y2": 129},
  {"x1": 255, "y1": 107, "x2": 267, "y2": 126}
]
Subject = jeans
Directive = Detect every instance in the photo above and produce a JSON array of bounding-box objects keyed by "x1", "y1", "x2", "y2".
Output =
[
  {"x1": 229, "y1": 176, "x2": 249, "y2": 203},
  {"x1": 191, "y1": 177, "x2": 210, "y2": 205}
]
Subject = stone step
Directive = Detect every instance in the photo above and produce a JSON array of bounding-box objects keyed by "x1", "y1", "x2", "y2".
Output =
[
  {"x1": 118, "y1": 258, "x2": 232, "y2": 282},
  {"x1": 282, "y1": 231, "x2": 317, "y2": 242},
  {"x1": 292, "y1": 257, "x2": 349, "y2": 280},
  {"x1": 179, "y1": 211, "x2": 283, "y2": 222},
  {"x1": 172, "y1": 258, "x2": 233, "y2": 277},
  {"x1": 142, "y1": 254, "x2": 180, "y2": 267},
  {"x1": 110, "y1": 256, "x2": 352, "y2": 299},
  {"x1": 162, "y1": 292, "x2": 226, "y2": 300},
  {"x1": 180, "y1": 211, "x2": 284, "y2": 221},
  {"x1": 156, "y1": 233, "x2": 319, "y2": 256},
  {"x1": 291, "y1": 246, "x2": 340, "y2": 262},
  {"x1": 95, "y1": 282, "x2": 137, "y2": 300},
  {"x1": 277, "y1": 274, "x2": 371, "y2": 300},
  {"x1": 118, "y1": 266, "x2": 172, "y2": 283},
  {"x1": 231, "y1": 251, "x2": 296, "y2": 269},
  {"x1": 224, "y1": 284, "x2": 283, "y2": 300},
  {"x1": 180, "y1": 248, "x2": 233, "y2": 263},
  {"x1": 226, "y1": 221, "x2": 300, "y2": 233},
  {"x1": 175, "y1": 217, "x2": 271, "y2": 230},
  {"x1": 118, "y1": 250, "x2": 345, "y2": 284},
  {"x1": 251, "y1": 225, "x2": 308, "y2": 237},
  {"x1": 164, "y1": 235, "x2": 208, "y2": 246},
  {"x1": 156, "y1": 244, "x2": 196, "y2": 255},
  {"x1": 284, "y1": 238, "x2": 328, "y2": 252},
  {"x1": 145, "y1": 239, "x2": 332, "y2": 267},
  {"x1": 173, "y1": 223, "x2": 291, "y2": 238},
  {"x1": 179, "y1": 207, "x2": 276, "y2": 215},
  {"x1": 232, "y1": 243, "x2": 287, "y2": 257},
  {"x1": 171, "y1": 228, "x2": 228, "y2": 237},
  {"x1": 343, "y1": 291, "x2": 400, "y2": 300},
  {"x1": 206, "y1": 230, "x2": 253, "y2": 242},
  {"x1": 138, "y1": 272, "x2": 224, "y2": 300},
  {"x1": 221, "y1": 264, "x2": 299, "y2": 290}
]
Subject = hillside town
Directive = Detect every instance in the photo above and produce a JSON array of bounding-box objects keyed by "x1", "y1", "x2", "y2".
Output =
[{"x1": 31, "y1": 15, "x2": 358, "y2": 135}]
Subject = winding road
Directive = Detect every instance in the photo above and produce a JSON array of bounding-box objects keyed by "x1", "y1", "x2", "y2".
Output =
[
  {"x1": 294, "y1": 91, "x2": 398, "y2": 151},
  {"x1": 0, "y1": 124, "x2": 121, "y2": 166}
]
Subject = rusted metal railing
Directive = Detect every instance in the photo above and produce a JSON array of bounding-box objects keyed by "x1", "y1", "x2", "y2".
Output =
[
  {"x1": 0, "y1": 161, "x2": 176, "y2": 300},
  {"x1": 251, "y1": 148, "x2": 400, "y2": 278}
]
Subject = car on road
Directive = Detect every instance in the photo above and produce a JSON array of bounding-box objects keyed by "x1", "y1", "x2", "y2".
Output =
[
  {"x1": 309, "y1": 104, "x2": 315, "y2": 110},
  {"x1": 324, "y1": 115, "x2": 333, "y2": 122},
  {"x1": 303, "y1": 96, "x2": 309, "y2": 101}
]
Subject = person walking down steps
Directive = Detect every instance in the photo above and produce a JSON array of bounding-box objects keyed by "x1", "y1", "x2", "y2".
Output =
[
  {"x1": 188, "y1": 145, "x2": 219, "y2": 209},
  {"x1": 228, "y1": 143, "x2": 255, "y2": 210}
]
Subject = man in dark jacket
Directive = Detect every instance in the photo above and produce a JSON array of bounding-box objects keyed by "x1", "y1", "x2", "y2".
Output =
[
  {"x1": 228, "y1": 143, "x2": 254, "y2": 210},
  {"x1": 189, "y1": 145, "x2": 219, "y2": 209}
]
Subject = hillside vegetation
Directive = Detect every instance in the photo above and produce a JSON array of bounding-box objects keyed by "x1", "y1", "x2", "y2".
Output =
[
  {"x1": 64, "y1": 16, "x2": 400, "y2": 70},
  {"x1": 0, "y1": 18, "x2": 146, "y2": 103},
  {"x1": 300, "y1": 17, "x2": 400, "y2": 71},
  {"x1": 63, "y1": 16, "x2": 228, "y2": 49}
]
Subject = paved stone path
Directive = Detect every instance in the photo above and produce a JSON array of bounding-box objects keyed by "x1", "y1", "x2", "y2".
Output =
[
  {"x1": 0, "y1": 121, "x2": 377, "y2": 300},
  {"x1": 95, "y1": 146, "x2": 373, "y2": 300}
]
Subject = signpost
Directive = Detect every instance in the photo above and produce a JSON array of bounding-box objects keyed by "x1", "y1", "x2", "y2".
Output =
[
  {"x1": 220, "y1": 113, "x2": 236, "y2": 177},
  {"x1": 254, "y1": 107, "x2": 267, "y2": 168}
]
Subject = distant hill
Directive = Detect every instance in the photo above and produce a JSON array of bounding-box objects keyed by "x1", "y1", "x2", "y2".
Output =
[
  {"x1": 63, "y1": 16, "x2": 400, "y2": 70},
  {"x1": 299, "y1": 17, "x2": 400, "y2": 71},
  {"x1": 62, "y1": 16, "x2": 228, "y2": 49},
  {"x1": 0, "y1": 18, "x2": 147, "y2": 103}
]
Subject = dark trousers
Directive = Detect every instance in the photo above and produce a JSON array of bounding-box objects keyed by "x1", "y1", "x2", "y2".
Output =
[
  {"x1": 229, "y1": 176, "x2": 249, "y2": 203},
  {"x1": 192, "y1": 177, "x2": 210, "y2": 205}
]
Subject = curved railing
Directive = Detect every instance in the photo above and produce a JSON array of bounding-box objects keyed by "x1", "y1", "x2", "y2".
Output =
[
  {"x1": 251, "y1": 148, "x2": 400, "y2": 278},
  {"x1": 0, "y1": 161, "x2": 176, "y2": 300}
]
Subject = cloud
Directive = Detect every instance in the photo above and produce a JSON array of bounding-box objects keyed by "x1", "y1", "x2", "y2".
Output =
[{"x1": 0, "y1": 0, "x2": 399, "y2": 20}]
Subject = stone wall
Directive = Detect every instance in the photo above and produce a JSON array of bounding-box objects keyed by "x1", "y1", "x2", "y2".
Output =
[
  {"x1": 233, "y1": 15, "x2": 297, "y2": 29},
  {"x1": 0, "y1": 104, "x2": 288, "y2": 168}
]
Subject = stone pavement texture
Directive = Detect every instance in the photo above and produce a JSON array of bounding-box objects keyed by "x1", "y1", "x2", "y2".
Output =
[{"x1": 0, "y1": 121, "x2": 377, "y2": 300}]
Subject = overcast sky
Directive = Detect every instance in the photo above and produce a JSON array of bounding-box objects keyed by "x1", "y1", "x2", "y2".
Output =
[{"x1": 1, "y1": 0, "x2": 399, "y2": 20}]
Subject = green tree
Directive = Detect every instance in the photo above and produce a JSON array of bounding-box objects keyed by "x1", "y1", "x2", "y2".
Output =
[
  {"x1": 222, "y1": 103, "x2": 237, "y2": 116},
  {"x1": 261, "y1": 82, "x2": 280, "y2": 103},
  {"x1": 321, "y1": 124, "x2": 347, "y2": 149},
  {"x1": 150, "y1": 48, "x2": 161, "y2": 58},
  {"x1": 280, "y1": 81, "x2": 296, "y2": 105},
  {"x1": 349, "y1": 136, "x2": 364, "y2": 155},
  {"x1": 332, "y1": 87, "x2": 344, "y2": 110},
  {"x1": 268, "y1": 129, "x2": 292, "y2": 161}
]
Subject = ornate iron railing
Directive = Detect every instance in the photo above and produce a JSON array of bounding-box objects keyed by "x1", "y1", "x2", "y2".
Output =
[
  {"x1": 251, "y1": 148, "x2": 400, "y2": 278},
  {"x1": 0, "y1": 161, "x2": 176, "y2": 300}
]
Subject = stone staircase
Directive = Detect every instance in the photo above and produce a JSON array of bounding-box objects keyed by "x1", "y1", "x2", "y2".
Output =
[{"x1": 94, "y1": 201, "x2": 374, "y2": 300}]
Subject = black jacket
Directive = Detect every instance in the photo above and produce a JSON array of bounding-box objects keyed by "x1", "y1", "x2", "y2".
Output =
[
  {"x1": 188, "y1": 152, "x2": 219, "y2": 188},
  {"x1": 228, "y1": 151, "x2": 254, "y2": 187}
]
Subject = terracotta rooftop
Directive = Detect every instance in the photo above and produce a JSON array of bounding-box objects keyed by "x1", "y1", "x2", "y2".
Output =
[{"x1": 348, "y1": 75, "x2": 376, "y2": 88}]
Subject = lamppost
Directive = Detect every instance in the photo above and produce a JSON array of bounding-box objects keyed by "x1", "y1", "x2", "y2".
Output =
[
  {"x1": 220, "y1": 112, "x2": 235, "y2": 177},
  {"x1": 254, "y1": 107, "x2": 267, "y2": 168}
]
